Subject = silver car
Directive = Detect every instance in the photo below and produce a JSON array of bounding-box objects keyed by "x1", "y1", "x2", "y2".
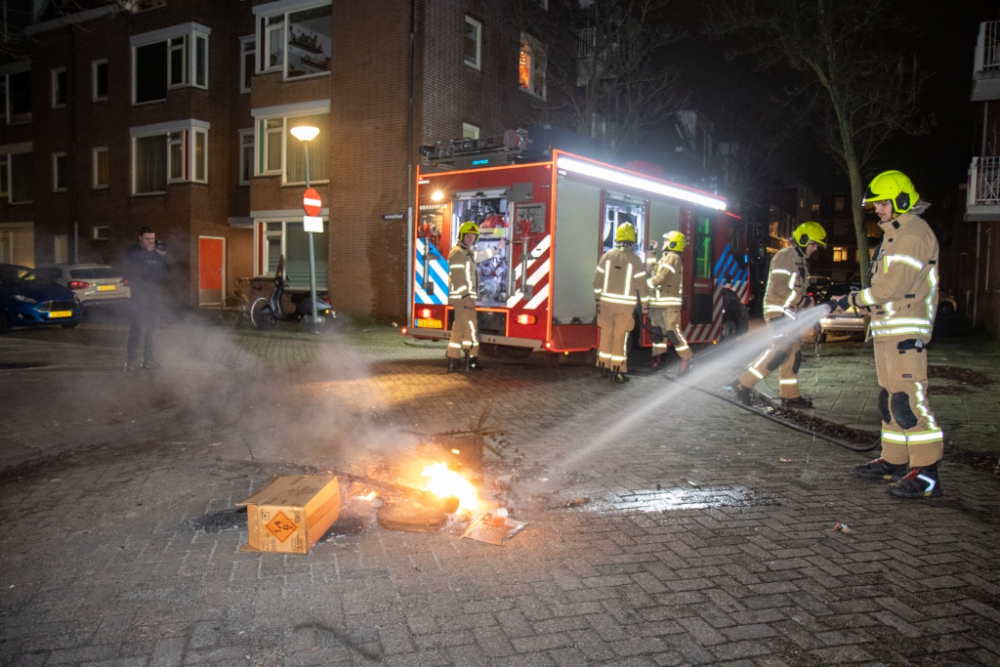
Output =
[{"x1": 35, "y1": 264, "x2": 131, "y2": 305}]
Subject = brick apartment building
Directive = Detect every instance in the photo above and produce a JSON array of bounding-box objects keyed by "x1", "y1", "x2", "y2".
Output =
[{"x1": 0, "y1": 0, "x2": 542, "y2": 320}]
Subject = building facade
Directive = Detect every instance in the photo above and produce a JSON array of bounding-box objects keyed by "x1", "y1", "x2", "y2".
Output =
[{"x1": 0, "y1": 0, "x2": 543, "y2": 320}]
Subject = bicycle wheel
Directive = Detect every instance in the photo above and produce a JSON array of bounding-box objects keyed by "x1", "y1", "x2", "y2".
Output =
[
  {"x1": 250, "y1": 298, "x2": 277, "y2": 330},
  {"x1": 218, "y1": 296, "x2": 241, "y2": 327}
]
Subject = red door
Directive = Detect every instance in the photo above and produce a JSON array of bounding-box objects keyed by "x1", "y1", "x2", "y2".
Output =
[{"x1": 199, "y1": 236, "x2": 225, "y2": 306}]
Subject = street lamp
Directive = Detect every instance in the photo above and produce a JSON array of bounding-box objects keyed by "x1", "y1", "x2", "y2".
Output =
[{"x1": 290, "y1": 124, "x2": 321, "y2": 333}]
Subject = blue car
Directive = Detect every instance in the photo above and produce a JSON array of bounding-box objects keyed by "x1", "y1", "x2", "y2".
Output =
[{"x1": 0, "y1": 264, "x2": 83, "y2": 333}]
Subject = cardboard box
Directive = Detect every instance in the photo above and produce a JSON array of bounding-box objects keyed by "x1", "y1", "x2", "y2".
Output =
[{"x1": 237, "y1": 476, "x2": 340, "y2": 554}]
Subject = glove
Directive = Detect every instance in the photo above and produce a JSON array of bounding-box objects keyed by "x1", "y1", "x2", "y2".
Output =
[{"x1": 829, "y1": 294, "x2": 851, "y2": 313}]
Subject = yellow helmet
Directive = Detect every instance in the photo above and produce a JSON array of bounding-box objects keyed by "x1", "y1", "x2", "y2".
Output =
[
  {"x1": 863, "y1": 170, "x2": 918, "y2": 216},
  {"x1": 615, "y1": 223, "x2": 637, "y2": 244},
  {"x1": 792, "y1": 221, "x2": 827, "y2": 248},
  {"x1": 458, "y1": 221, "x2": 479, "y2": 238},
  {"x1": 663, "y1": 231, "x2": 686, "y2": 252}
]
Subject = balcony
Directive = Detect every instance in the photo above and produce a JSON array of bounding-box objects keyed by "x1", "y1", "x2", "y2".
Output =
[
  {"x1": 967, "y1": 156, "x2": 1000, "y2": 221},
  {"x1": 972, "y1": 21, "x2": 1000, "y2": 100}
]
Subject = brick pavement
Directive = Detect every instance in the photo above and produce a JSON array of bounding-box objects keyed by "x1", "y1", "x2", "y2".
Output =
[{"x1": 0, "y1": 317, "x2": 999, "y2": 666}]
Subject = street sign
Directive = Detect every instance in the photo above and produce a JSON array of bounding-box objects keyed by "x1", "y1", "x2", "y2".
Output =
[
  {"x1": 303, "y1": 187, "x2": 322, "y2": 216},
  {"x1": 303, "y1": 216, "x2": 323, "y2": 233}
]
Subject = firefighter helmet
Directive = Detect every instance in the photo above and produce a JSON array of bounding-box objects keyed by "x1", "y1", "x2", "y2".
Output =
[
  {"x1": 663, "y1": 231, "x2": 686, "y2": 252},
  {"x1": 863, "y1": 170, "x2": 919, "y2": 216},
  {"x1": 615, "y1": 223, "x2": 637, "y2": 244},
  {"x1": 458, "y1": 221, "x2": 479, "y2": 239},
  {"x1": 792, "y1": 221, "x2": 827, "y2": 248}
]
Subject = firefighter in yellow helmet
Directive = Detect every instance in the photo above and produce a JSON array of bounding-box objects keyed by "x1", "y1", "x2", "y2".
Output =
[
  {"x1": 446, "y1": 221, "x2": 505, "y2": 372},
  {"x1": 830, "y1": 170, "x2": 943, "y2": 498},
  {"x1": 732, "y1": 221, "x2": 826, "y2": 407},
  {"x1": 593, "y1": 222, "x2": 650, "y2": 383},
  {"x1": 647, "y1": 230, "x2": 692, "y2": 373}
]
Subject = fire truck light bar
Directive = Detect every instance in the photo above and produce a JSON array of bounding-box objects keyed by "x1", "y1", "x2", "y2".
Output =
[{"x1": 556, "y1": 157, "x2": 727, "y2": 211}]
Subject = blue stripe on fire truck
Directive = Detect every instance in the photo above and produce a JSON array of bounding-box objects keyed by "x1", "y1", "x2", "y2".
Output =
[{"x1": 414, "y1": 239, "x2": 448, "y2": 306}]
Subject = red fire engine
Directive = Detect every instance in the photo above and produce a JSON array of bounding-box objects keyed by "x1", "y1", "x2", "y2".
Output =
[{"x1": 407, "y1": 138, "x2": 748, "y2": 355}]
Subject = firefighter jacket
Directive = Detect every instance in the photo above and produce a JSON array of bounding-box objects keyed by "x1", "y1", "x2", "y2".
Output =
[
  {"x1": 594, "y1": 246, "x2": 650, "y2": 307},
  {"x1": 854, "y1": 212, "x2": 939, "y2": 343},
  {"x1": 648, "y1": 251, "x2": 683, "y2": 308},
  {"x1": 763, "y1": 245, "x2": 808, "y2": 320},
  {"x1": 448, "y1": 242, "x2": 496, "y2": 303}
]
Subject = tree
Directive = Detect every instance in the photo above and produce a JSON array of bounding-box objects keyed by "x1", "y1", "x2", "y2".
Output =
[
  {"x1": 518, "y1": 0, "x2": 685, "y2": 158},
  {"x1": 710, "y1": 0, "x2": 931, "y2": 284}
]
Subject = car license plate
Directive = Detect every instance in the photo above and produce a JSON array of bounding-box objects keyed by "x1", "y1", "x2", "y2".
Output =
[
  {"x1": 48, "y1": 310, "x2": 73, "y2": 318},
  {"x1": 417, "y1": 318, "x2": 443, "y2": 329},
  {"x1": 97, "y1": 285, "x2": 116, "y2": 291}
]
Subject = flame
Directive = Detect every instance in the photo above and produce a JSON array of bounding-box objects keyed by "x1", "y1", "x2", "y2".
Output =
[
  {"x1": 357, "y1": 491, "x2": 378, "y2": 501},
  {"x1": 421, "y1": 462, "x2": 478, "y2": 510}
]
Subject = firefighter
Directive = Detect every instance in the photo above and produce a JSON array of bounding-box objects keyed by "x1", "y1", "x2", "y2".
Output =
[
  {"x1": 647, "y1": 231, "x2": 692, "y2": 373},
  {"x1": 731, "y1": 221, "x2": 826, "y2": 407},
  {"x1": 593, "y1": 222, "x2": 650, "y2": 383},
  {"x1": 830, "y1": 170, "x2": 943, "y2": 498},
  {"x1": 446, "y1": 222, "x2": 505, "y2": 373}
]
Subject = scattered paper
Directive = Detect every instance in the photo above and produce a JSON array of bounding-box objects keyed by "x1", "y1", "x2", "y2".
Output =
[
  {"x1": 463, "y1": 512, "x2": 527, "y2": 545},
  {"x1": 830, "y1": 522, "x2": 851, "y2": 534}
]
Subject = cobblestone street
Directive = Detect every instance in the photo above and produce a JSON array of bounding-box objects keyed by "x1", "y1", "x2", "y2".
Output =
[{"x1": 1, "y1": 316, "x2": 998, "y2": 667}]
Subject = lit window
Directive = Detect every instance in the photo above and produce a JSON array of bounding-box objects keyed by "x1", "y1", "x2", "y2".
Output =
[
  {"x1": 52, "y1": 153, "x2": 68, "y2": 192},
  {"x1": 132, "y1": 24, "x2": 211, "y2": 104},
  {"x1": 240, "y1": 37, "x2": 255, "y2": 93},
  {"x1": 462, "y1": 123, "x2": 479, "y2": 140},
  {"x1": 93, "y1": 147, "x2": 109, "y2": 189},
  {"x1": 92, "y1": 60, "x2": 108, "y2": 101},
  {"x1": 256, "y1": 2, "x2": 332, "y2": 81},
  {"x1": 834, "y1": 196, "x2": 845, "y2": 212},
  {"x1": 51, "y1": 69, "x2": 67, "y2": 108},
  {"x1": 239, "y1": 129, "x2": 254, "y2": 185},
  {"x1": 131, "y1": 120, "x2": 210, "y2": 194},
  {"x1": 464, "y1": 16, "x2": 481, "y2": 70},
  {"x1": 5, "y1": 68, "x2": 32, "y2": 124},
  {"x1": 833, "y1": 246, "x2": 848, "y2": 262},
  {"x1": 262, "y1": 118, "x2": 283, "y2": 174},
  {"x1": 259, "y1": 220, "x2": 328, "y2": 288},
  {"x1": 811, "y1": 202, "x2": 820, "y2": 212},
  {"x1": 519, "y1": 33, "x2": 546, "y2": 99},
  {"x1": 255, "y1": 111, "x2": 329, "y2": 184}
]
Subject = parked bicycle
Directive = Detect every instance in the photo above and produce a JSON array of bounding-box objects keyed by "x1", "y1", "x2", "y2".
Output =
[{"x1": 217, "y1": 277, "x2": 256, "y2": 328}]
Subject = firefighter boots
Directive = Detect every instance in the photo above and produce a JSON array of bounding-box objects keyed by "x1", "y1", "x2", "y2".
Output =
[
  {"x1": 782, "y1": 396, "x2": 813, "y2": 409},
  {"x1": 599, "y1": 367, "x2": 609, "y2": 379},
  {"x1": 889, "y1": 464, "x2": 943, "y2": 499},
  {"x1": 447, "y1": 358, "x2": 462, "y2": 374},
  {"x1": 855, "y1": 457, "x2": 908, "y2": 482},
  {"x1": 730, "y1": 380, "x2": 753, "y2": 406},
  {"x1": 650, "y1": 355, "x2": 663, "y2": 372},
  {"x1": 468, "y1": 357, "x2": 484, "y2": 372},
  {"x1": 678, "y1": 358, "x2": 691, "y2": 375},
  {"x1": 612, "y1": 371, "x2": 629, "y2": 384}
]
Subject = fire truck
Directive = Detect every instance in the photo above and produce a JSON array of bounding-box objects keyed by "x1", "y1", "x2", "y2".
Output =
[{"x1": 406, "y1": 133, "x2": 748, "y2": 356}]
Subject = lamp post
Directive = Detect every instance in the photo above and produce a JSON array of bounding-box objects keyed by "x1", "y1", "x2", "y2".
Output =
[{"x1": 290, "y1": 124, "x2": 321, "y2": 334}]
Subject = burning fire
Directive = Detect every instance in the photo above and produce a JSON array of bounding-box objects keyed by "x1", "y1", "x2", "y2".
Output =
[{"x1": 421, "y1": 462, "x2": 478, "y2": 510}]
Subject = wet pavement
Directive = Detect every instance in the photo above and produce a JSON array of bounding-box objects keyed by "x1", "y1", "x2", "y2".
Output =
[{"x1": 0, "y1": 313, "x2": 999, "y2": 667}]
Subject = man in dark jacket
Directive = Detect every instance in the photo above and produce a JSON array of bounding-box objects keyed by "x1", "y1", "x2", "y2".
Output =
[{"x1": 124, "y1": 227, "x2": 170, "y2": 371}]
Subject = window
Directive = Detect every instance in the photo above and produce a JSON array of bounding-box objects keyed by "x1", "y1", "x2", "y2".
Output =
[
  {"x1": 0, "y1": 155, "x2": 7, "y2": 197},
  {"x1": 92, "y1": 60, "x2": 108, "y2": 101},
  {"x1": 260, "y1": 220, "x2": 328, "y2": 288},
  {"x1": 834, "y1": 196, "x2": 845, "y2": 212},
  {"x1": 7, "y1": 151, "x2": 34, "y2": 203},
  {"x1": 256, "y1": 2, "x2": 332, "y2": 80},
  {"x1": 6, "y1": 70, "x2": 32, "y2": 124},
  {"x1": 519, "y1": 33, "x2": 546, "y2": 99},
  {"x1": 131, "y1": 120, "x2": 210, "y2": 194},
  {"x1": 462, "y1": 123, "x2": 479, "y2": 140},
  {"x1": 464, "y1": 16, "x2": 481, "y2": 70},
  {"x1": 833, "y1": 246, "x2": 848, "y2": 262},
  {"x1": 239, "y1": 129, "x2": 254, "y2": 185},
  {"x1": 240, "y1": 36, "x2": 255, "y2": 93},
  {"x1": 132, "y1": 23, "x2": 211, "y2": 104},
  {"x1": 255, "y1": 110, "x2": 329, "y2": 183},
  {"x1": 52, "y1": 153, "x2": 68, "y2": 192},
  {"x1": 51, "y1": 69, "x2": 67, "y2": 108},
  {"x1": 93, "y1": 147, "x2": 109, "y2": 189},
  {"x1": 810, "y1": 202, "x2": 820, "y2": 213}
]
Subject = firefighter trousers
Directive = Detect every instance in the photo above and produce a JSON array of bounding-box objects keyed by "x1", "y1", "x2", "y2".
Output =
[
  {"x1": 649, "y1": 307, "x2": 691, "y2": 360},
  {"x1": 597, "y1": 302, "x2": 635, "y2": 373},
  {"x1": 446, "y1": 297, "x2": 479, "y2": 360},
  {"x1": 737, "y1": 317, "x2": 802, "y2": 399},
  {"x1": 873, "y1": 338, "x2": 943, "y2": 468}
]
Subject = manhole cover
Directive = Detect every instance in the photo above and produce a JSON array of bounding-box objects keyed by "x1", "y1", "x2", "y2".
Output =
[{"x1": 0, "y1": 362, "x2": 47, "y2": 370}]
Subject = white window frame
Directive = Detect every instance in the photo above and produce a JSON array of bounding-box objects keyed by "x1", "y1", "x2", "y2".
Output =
[
  {"x1": 129, "y1": 119, "x2": 210, "y2": 195},
  {"x1": 254, "y1": 0, "x2": 333, "y2": 81},
  {"x1": 2, "y1": 142, "x2": 34, "y2": 204},
  {"x1": 52, "y1": 152, "x2": 68, "y2": 192},
  {"x1": 131, "y1": 23, "x2": 212, "y2": 105},
  {"x1": 3, "y1": 64, "x2": 32, "y2": 125},
  {"x1": 92, "y1": 59, "x2": 108, "y2": 101},
  {"x1": 462, "y1": 123, "x2": 480, "y2": 140},
  {"x1": 240, "y1": 35, "x2": 255, "y2": 94},
  {"x1": 464, "y1": 16, "x2": 482, "y2": 71},
  {"x1": 519, "y1": 32, "x2": 546, "y2": 100},
  {"x1": 51, "y1": 68, "x2": 66, "y2": 109},
  {"x1": 239, "y1": 128, "x2": 255, "y2": 185},
  {"x1": 252, "y1": 100, "x2": 330, "y2": 183},
  {"x1": 92, "y1": 146, "x2": 109, "y2": 189},
  {"x1": 168, "y1": 131, "x2": 186, "y2": 182},
  {"x1": 255, "y1": 217, "x2": 328, "y2": 286}
]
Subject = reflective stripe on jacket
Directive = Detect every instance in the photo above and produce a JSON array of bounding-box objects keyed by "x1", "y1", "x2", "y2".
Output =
[
  {"x1": 594, "y1": 246, "x2": 650, "y2": 306},
  {"x1": 763, "y1": 245, "x2": 807, "y2": 320},
  {"x1": 855, "y1": 213, "x2": 939, "y2": 342},
  {"x1": 448, "y1": 243, "x2": 495, "y2": 303},
  {"x1": 648, "y1": 251, "x2": 683, "y2": 308}
]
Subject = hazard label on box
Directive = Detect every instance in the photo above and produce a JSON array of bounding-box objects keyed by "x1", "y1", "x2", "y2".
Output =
[{"x1": 266, "y1": 511, "x2": 298, "y2": 543}]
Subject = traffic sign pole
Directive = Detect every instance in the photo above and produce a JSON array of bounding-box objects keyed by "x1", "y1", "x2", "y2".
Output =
[{"x1": 304, "y1": 161, "x2": 319, "y2": 333}]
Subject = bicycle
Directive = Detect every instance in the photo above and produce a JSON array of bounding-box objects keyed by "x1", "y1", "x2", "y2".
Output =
[{"x1": 218, "y1": 277, "x2": 255, "y2": 328}]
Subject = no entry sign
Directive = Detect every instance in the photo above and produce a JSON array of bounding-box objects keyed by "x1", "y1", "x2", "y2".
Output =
[{"x1": 303, "y1": 188, "x2": 322, "y2": 216}]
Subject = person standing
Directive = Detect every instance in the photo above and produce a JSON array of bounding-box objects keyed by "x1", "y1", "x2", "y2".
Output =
[
  {"x1": 831, "y1": 170, "x2": 943, "y2": 498},
  {"x1": 593, "y1": 222, "x2": 650, "y2": 383},
  {"x1": 124, "y1": 226, "x2": 171, "y2": 371},
  {"x1": 446, "y1": 222, "x2": 504, "y2": 373},
  {"x1": 731, "y1": 222, "x2": 826, "y2": 407},
  {"x1": 647, "y1": 231, "x2": 692, "y2": 373}
]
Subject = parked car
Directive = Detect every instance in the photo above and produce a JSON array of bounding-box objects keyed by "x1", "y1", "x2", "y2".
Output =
[
  {"x1": 817, "y1": 281, "x2": 864, "y2": 341},
  {"x1": 0, "y1": 264, "x2": 83, "y2": 333},
  {"x1": 35, "y1": 263, "x2": 131, "y2": 305}
]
